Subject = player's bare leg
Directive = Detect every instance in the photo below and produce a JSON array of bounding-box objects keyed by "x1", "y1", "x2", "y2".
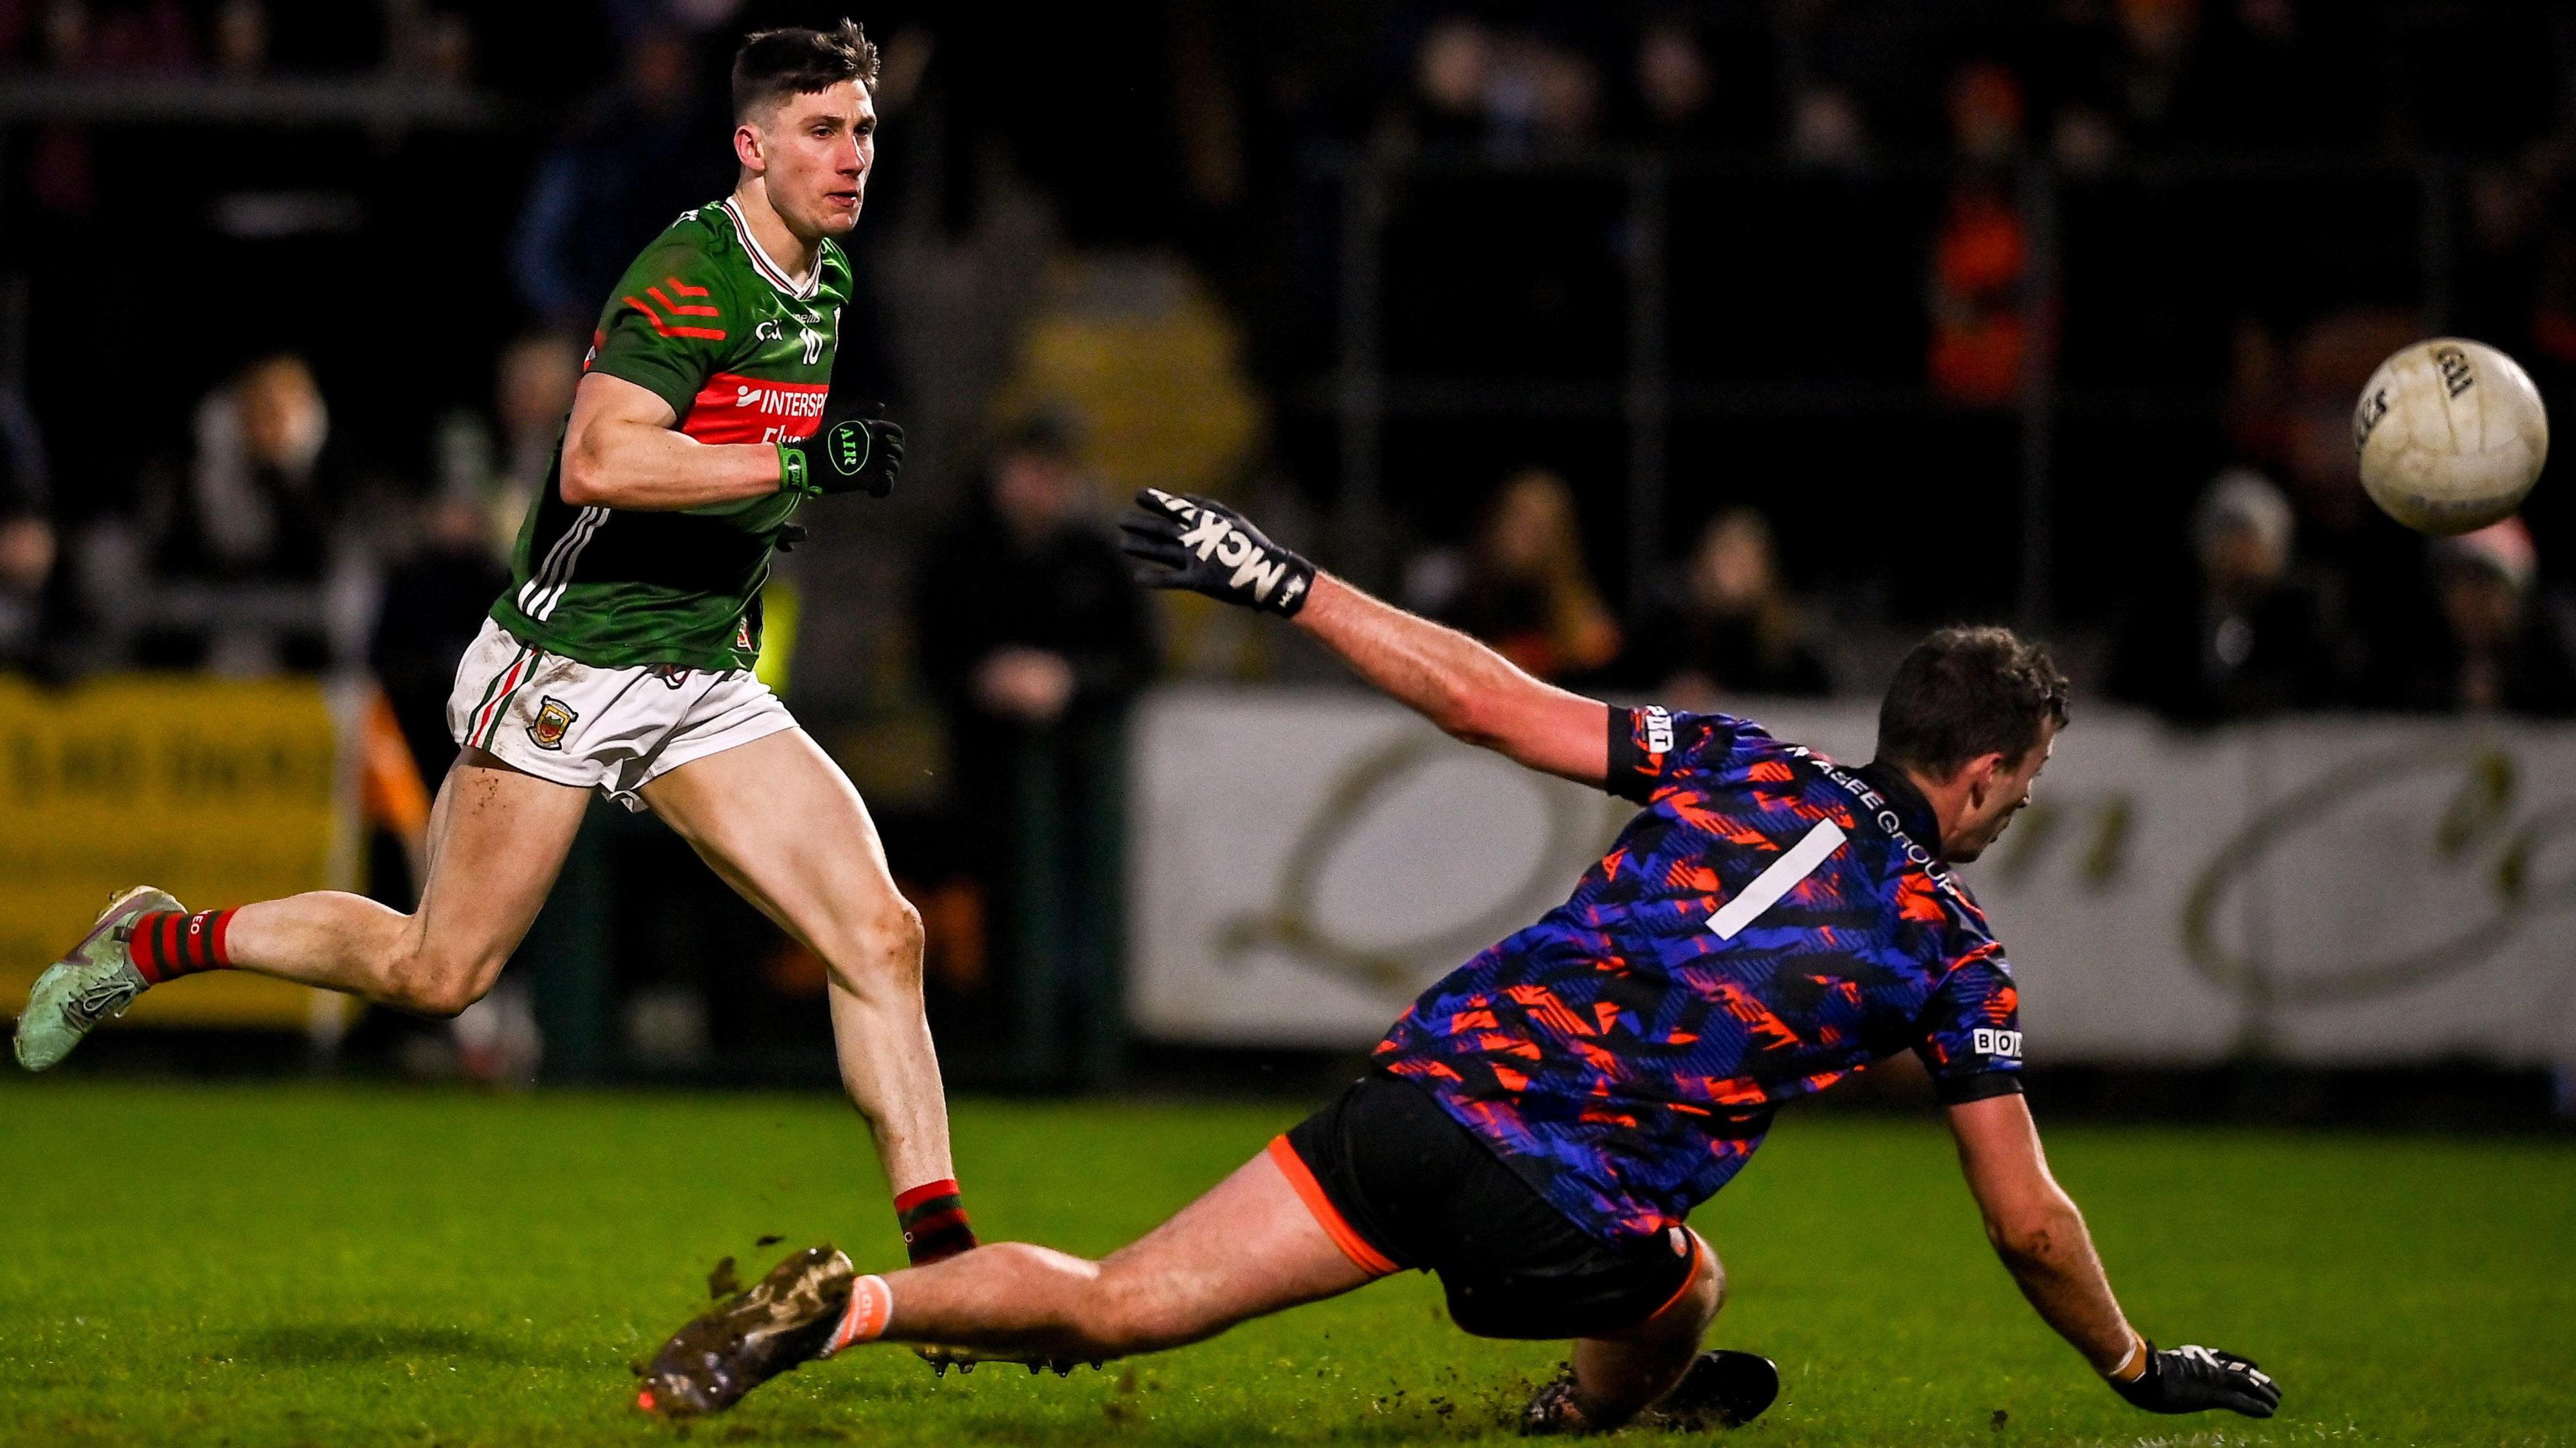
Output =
[
  {"x1": 638, "y1": 1146, "x2": 1374, "y2": 1415},
  {"x1": 871, "y1": 1148, "x2": 1374, "y2": 1358},
  {"x1": 1573, "y1": 1236, "x2": 1720, "y2": 1411},
  {"x1": 638, "y1": 728, "x2": 953, "y2": 1193},
  {"x1": 223, "y1": 750, "x2": 591, "y2": 1011},
  {"x1": 15, "y1": 748, "x2": 587, "y2": 1070},
  {"x1": 1519, "y1": 1233, "x2": 1777, "y2": 1433}
]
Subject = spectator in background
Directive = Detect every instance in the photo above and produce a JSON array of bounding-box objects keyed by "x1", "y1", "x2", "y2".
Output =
[
  {"x1": 0, "y1": 502, "x2": 49, "y2": 671},
  {"x1": 490, "y1": 332, "x2": 586, "y2": 536},
  {"x1": 1627, "y1": 13, "x2": 1715, "y2": 146},
  {"x1": 189, "y1": 353, "x2": 337, "y2": 571},
  {"x1": 2270, "y1": 311, "x2": 2443, "y2": 702},
  {"x1": 1786, "y1": 84, "x2": 1870, "y2": 170},
  {"x1": 1397, "y1": 15, "x2": 1491, "y2": 146},
  {"x1": 212, "y1": 0, "x2": 265, "y2": 74},
  {"x1": 1630, "y1": 508, "x2": 1831, "y2": 702},
  {"x1": 0, "y1": 315, "x2": 52, "y2": 673},
  {"x1": 2401, "y1": 520, "x2": 2576, "y2": 718},
  {"x1": 1407, "y1": 468, "x2": 1621, "y2": 683},
  {"x1": 128, "y1": 353, "x2": 356, "y2": 672},
  {"x1": 915, "y1": 419, "x2": 1155, "y2": 745},
  {"x1": 1928, "y1": 62, "x2": 2034, "y2": 408},
  {"x1": 1617, "y1": 10, "x2": 1776, "y2": 150},
  {"x1": 510, "y1": 25, "x2": 731, "y2": 327},
  {"x1": 912, "y1": 418, "x2": 1153, "y2": 1084},
  {"x1": 2106, "y1": 469, "x2": 2346, "y2": 723}
]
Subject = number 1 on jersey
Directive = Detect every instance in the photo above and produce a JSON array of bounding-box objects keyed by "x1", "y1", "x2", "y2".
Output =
[{"x1": 1707, "y1": 819, "x2": 1848, "y2": 940}]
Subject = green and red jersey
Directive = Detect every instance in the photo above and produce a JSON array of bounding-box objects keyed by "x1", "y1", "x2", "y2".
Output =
[{"x1": 492, "y1": 198, "x2": 853, "y2": 671}]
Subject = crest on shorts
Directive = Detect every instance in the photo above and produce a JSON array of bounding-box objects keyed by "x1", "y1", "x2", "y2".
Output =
[{"x1": 529, "y1": 696, "x2": 578, "y2": 750}]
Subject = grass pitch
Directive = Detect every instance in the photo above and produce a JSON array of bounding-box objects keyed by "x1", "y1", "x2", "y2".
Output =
[{"x1": 0, "y1": 1083, "x2": 2569, "y2": 1447}]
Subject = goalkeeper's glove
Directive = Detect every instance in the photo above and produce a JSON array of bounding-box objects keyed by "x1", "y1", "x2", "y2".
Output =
[
  {"x1": 2108, "y1": 1341, "x2": 2280, "y2": 1418},
  {"x1": 780, "y1": 402, "x2": 903, "y2": 500},
  {"x1": 1117, "y1": 488, "x2": 1315, "y2": 617}
]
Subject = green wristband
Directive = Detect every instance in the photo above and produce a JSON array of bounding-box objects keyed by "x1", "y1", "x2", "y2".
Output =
[{"x1": 779, "y1": 443, "x2": 811, "y2": 498}]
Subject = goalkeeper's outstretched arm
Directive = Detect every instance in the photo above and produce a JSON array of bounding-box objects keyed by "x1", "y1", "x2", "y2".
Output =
[
  {"x1": 1949, "y1": 1093, "x2": 2281, "y2": 1418},
  {"x1": 1294, "y1": 573, "x2": 1611, "y2": 785},
  {"x1": 1118, "y1": 490, "x2": 1611, "y2": 787}
]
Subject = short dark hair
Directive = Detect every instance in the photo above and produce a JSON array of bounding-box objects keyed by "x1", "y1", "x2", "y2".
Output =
[
  {"x1": 1875, "y1": 625, "x2": 2070, "y2": 777},
  {"x1": 731, "y1": 19, "x2": 878, "y2": 121}
]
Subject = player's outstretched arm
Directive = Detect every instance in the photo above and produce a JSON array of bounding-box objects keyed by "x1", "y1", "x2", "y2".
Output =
[
  {"x1": 1947, "y1": 1094, "x2": 2281, "y2": 1418},
  {"x1": 1118, "y1": 490, "x2": 1611, "y2": 787},
  {"x1": 559, "y1": 372, "x2": 904, "y2": 511}
]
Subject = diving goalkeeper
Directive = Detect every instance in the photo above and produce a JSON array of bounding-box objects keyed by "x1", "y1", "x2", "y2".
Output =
[{"x1": 638, "y1": 491, "x2": 2282, "y2": 1433}]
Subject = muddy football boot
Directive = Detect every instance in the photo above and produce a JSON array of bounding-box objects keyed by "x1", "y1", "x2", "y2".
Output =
[
  {"x1": 637, "y1": 1245, "x2": 855, "y2": 1417},
  {"x1": 1642, "y1": 1351, "x2": 1780, "y2": 1431},
  {"x1": 13, "y1": 887, "x2": 180, "y2": 1072}
]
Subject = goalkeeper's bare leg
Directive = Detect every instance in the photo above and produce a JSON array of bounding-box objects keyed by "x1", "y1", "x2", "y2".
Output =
[
  {"x1": 868, "y1": 1160, "x2": 1719, "y2": 1427},
  {"x1": 643, "y1": 1146, "x2": 1725, "y2": 1429}
]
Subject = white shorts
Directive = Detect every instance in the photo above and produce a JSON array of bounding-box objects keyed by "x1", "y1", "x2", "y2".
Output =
[{"x1": 444, "y1": 616, "x2": 797, "y2": 810}]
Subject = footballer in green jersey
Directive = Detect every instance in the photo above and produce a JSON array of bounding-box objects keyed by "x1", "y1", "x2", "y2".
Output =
[
  {"x1": 16, "y1": 20, "x2": 982, "y2": 1304},
  {"x1": 494, "y1": 196, "x2": 857, "y2": 671}
]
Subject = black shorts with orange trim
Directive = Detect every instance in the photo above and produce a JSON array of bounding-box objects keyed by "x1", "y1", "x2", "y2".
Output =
[{"x1": 1277, "y1": 1072, "x2": 1699, "y2": 1340}]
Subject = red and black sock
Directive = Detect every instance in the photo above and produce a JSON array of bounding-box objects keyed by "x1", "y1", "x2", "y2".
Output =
[
  {"x1": 894, "y1": 1178, "x2": 977, "y2": 1264},
  {"x1": 125, "y1": 909, "x2": 237, "y2": 986}
]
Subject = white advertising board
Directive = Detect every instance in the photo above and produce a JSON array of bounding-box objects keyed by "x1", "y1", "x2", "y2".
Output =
[{"x1": 1128, "y1": 687, "x2": 2576, "y2": 1072}]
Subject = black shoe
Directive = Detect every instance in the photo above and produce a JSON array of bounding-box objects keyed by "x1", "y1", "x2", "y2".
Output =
[
  {"x1": 1643, "y1": 1350, "x2": 1780, "y2": 1431},
  {"x1": 637, "y1": 1245, "x2": 855, "y2": 1417}
]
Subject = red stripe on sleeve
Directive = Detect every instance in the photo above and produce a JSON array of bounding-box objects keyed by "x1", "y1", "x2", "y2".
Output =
[
  {"x1": 649, "y1": 282, "x2": 720, "y2": 318},
  {"x1": 622, "y1": 296, "x2": 672, "y2": 335}
]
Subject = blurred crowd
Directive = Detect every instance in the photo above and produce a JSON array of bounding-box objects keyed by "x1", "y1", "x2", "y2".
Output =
[
  {"x1": 5, "y1": 1, "x2": 2575, "y2": 710},
  {"x1": 1, "y1": 0, "x2": 2572, "y2": 1080},
  {"x1": 1368, "y1": 1, "x2": 2389, "y2": 164}
]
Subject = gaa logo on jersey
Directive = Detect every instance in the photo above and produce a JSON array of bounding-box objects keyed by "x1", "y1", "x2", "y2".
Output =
[
  {"x1": 529, "y1": 696, "x2": 579, "y2": 751},
  {"x1": 1971, "y1": 1027, "x2": 2023, "y2": 1060},
  {"x1": 824, "y1": 419, "x2": 871, "y2": 476}
]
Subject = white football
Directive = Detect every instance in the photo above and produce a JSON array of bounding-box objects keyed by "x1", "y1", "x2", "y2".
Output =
[{"x1": 2352, "y1": 338, "x2": 2548, "y2": 535}]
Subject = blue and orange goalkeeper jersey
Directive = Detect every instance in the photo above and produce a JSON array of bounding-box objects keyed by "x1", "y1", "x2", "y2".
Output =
[{"x1": 1373, "y1": 706, "x2": 2025, "y2": 1243}]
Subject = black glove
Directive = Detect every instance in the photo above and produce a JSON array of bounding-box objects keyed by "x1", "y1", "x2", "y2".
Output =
[
  {"x1": 1118, "y1": 488, "x2": 1315, "y2": 617},
  {"x1": 2110, "y1": 1343, "x2": 2280, "y2": 1418},
  {"x1": 780, "y1": 404, "x2": 902, "y2": 499}
]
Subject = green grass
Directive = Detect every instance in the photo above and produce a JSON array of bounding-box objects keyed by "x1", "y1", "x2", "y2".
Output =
[{"x1": 0, "y1": 1084, "x2": 2569, "y2": 1447}]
